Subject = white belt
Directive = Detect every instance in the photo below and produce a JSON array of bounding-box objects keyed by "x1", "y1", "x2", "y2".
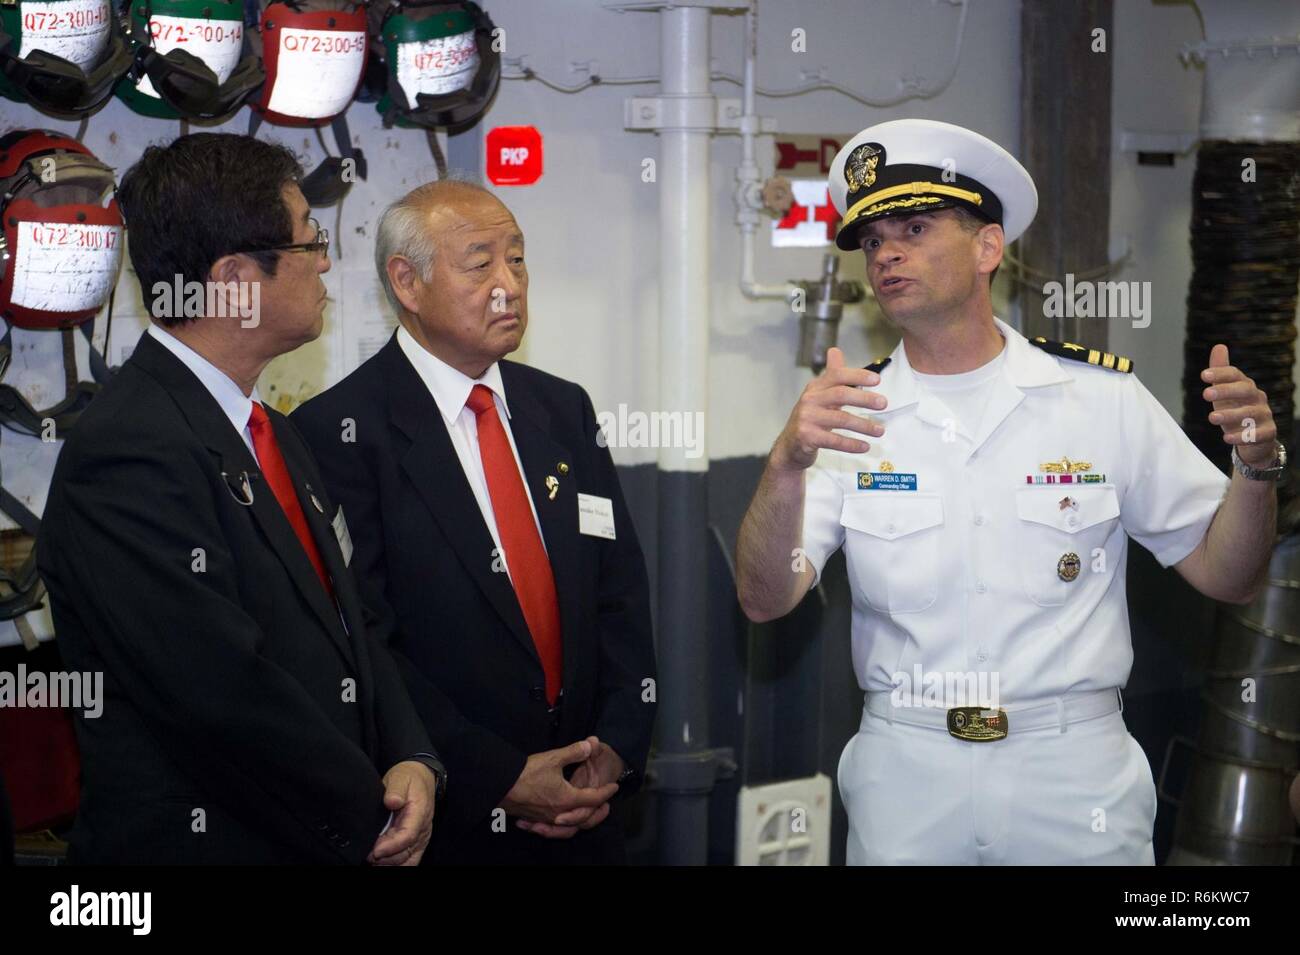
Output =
[{"x1": 862, "y1": 687, "x2": 1124, "y2": 738}]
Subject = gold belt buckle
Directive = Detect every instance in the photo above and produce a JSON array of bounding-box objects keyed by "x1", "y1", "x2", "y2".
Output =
[{"x1": 947, "y1": 706, "x2": 1009, "y2": 742}]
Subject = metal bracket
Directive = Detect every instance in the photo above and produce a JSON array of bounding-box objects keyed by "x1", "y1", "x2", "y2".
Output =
[
  {"x1": 624, "y1": 96, "x2": 777, "y2": 132},
  {"x1": 1181, "y1": 35, "x2": 1300, "y2": 64},
  {"x1": 645, "y1": 747, "x2": 737, "y2": 794},
  {"x1": 605, "y1": 1, "x2": 749, "y2": 12},
  {"x1": 1119, "y1": 129, "x2": 1198, "y2": 156}
]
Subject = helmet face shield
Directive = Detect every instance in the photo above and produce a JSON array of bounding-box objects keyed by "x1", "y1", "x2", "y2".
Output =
[
  {"x1": 135, "y1": 45, "x2": 262, "y2": 120},
  {"x1": 4, "y1": 49, "x2": 91, "y2": 111},
  {"x1": 0, "y1": 132, "x2": 124, "y2": 330}
]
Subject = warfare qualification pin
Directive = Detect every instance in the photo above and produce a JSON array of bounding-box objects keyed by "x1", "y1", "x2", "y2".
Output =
[{"x1": 1057, "y1": 552, "x2": 1081, "y2": 582}]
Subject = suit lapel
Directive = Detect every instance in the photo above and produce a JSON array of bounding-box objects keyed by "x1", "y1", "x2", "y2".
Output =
[
  {"x1": 268, "y1": 416, "x2": 361, "y2": 672},
  {"x1": 383, "y1": 339, "x2": 541, "y2": 666},
  {"x1": 130, "y1": 335, "x2": 357, "y2": 672},
  {"x1": 275, "y1": 420, "x2": 376, "y2": 755}
]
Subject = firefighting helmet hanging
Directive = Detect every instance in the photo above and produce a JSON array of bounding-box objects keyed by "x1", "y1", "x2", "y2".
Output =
[
  {"x1": 0, "y1": 0, "x2": 133, "y2": 116},
  {"x1": 247, "y1": 0, "x2": 368, "y2": 206},
  {"x1": 0, "y1": 130, "x2": 118, "y2": 631},
  {"x1": 115, "y1": 0, "x2": 264, "y2": 122},
  {"x1": 249, "y1": 0, "x2": 366, "y2": 125},
  {"x1": 371, "y1": 0, "x2": 498, "y2": 130},
  {"x1": 0, "y1": 128, "x2": 114, "y2": 442},
  {"x1": 0, "y1": 130, "x2": 123, "y2": 332}
]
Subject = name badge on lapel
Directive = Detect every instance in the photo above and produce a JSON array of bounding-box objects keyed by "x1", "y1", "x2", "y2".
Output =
[
  {"x1": 577, "y1": 493, "x2": 616, "y2": 540},
  {"x1": 332, "y1": 506, "x2": 354, "y2": 566}
]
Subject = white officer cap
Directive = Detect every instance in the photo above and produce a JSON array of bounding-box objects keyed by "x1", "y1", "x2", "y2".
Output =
[{"x1": 828, "y1": 118, "x2": 1038, "y2": 251}]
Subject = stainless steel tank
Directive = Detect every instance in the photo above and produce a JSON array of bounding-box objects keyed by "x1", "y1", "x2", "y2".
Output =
[{"x1": 1165, "y1": 533, "x2": 1300, "y2": 865}]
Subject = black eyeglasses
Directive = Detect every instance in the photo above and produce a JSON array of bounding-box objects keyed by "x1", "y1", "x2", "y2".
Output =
[{"x1": 238, "y1": 218, "x2": 330, "y2": 258}]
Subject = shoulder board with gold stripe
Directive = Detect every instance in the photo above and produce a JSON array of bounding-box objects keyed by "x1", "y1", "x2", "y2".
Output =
[
  {"x1": 862, "y1": 356, "x2": 892, "y2": 374},
  {"x1": 1029, "y1": 337, "x2": 1134, "y2": 374}
]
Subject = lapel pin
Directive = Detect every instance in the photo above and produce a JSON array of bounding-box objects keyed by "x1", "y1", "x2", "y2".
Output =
[
  {"x1": 558, "y1": 462, "x2": 569, "y2": 474},
  {"x1": 222, "y1": 470, "x2": 255, "y2": 506},
  {"x1": 305, "y1": 483, "x2": 325, "y2": 513},
  {"x1": 545, "y1": 475, "x2": 559, "y2": 500}
]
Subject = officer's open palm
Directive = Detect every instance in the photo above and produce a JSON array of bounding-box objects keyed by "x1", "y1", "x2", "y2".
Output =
[{"x1": 771, "y1": 347, "x2": 888, "y2": 471}]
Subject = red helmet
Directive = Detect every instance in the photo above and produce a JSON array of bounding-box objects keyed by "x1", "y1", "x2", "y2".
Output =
[
  {"x1": 250, "y1": 0, "x2": 367, "y2": 126},
  {"x1": 0, "y1": 130, "x2": 123, "y2": 330}
]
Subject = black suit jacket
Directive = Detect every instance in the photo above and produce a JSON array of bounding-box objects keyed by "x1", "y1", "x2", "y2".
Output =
[
  {"x1": 36, "y1": 333, "x2": 437, "y2": 864},
  {"x1": 292, "y1": 334, "x2": 656, "y2": 864}
]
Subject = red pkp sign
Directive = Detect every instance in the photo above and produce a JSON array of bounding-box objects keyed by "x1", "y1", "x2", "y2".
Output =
[{"x1": 486, "y1": 126, "x2": 543, "y2": 186}]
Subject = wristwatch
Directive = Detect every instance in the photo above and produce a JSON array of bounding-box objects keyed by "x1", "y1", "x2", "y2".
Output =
[
  {"x1": 1231, "y1": 441, "x2": 1287, "y2": 481},
  {"x1": 410, "y1": 753, "x2": 449, "y2": 799}
]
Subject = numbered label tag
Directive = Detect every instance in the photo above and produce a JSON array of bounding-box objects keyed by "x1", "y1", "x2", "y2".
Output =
[
  {"x1": 135, "y1": 15, "x2": 245, "y2": 100},
  {"x1": 267, "y1": 29, "x2": 366, "y2": 119},
  {"x1": 18, "y1": 0, "x2": 110, "y2": 70},
  {"x1": 11, "y1": 221, "x2": 123, "y2": 313},
  {"x1": 395, "y1": 28, "x2": 478, "y2": 103}
]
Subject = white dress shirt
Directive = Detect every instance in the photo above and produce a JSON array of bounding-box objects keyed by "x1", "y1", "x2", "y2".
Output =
[
  {"x1": 801, "y1": 316, "x2": 1230, "y2": 704},
  {"x1": 396, "y1": 325, "x2": 546, "y2": 580},
  {"x1": 147, "y1": 323, "x2": 263, "y2": 463}
]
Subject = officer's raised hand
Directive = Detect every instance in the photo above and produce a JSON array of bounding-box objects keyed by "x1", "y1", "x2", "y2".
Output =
[
  {"x1": 770, "y1": 346, "x2": 888, "y2": 471},
  {"x1": 1202, "y1": 344, "x2": 1278, "y2": 467}
]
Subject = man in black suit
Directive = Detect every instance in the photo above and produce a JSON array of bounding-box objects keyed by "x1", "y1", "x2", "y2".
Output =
[
  {"x1": 293, "y1": 180, "x2": 657, "y2": 864},
  {"x1": 37, "y1": 134, "x2": 444, "y2": 865}
]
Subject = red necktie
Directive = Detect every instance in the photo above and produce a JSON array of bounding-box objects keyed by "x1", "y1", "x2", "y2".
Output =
[
  {"x1": 466, "y1": 384, "x2": 563, "y2": 704},
  {"x1": 248, "y1": 402, "x2": 333, "y2": 599}
]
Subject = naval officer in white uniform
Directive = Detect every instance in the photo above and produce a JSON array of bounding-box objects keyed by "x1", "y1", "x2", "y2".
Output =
[{"x1": 736, "y1": 119, "x2": 1283, "y2": 865}]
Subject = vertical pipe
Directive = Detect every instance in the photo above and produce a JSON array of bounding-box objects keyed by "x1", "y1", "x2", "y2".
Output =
[
  {"x1": 656, "y1": 3, "x2": 713, "y2": 865},
  {"x1": 737, "y1": 1, "x2": 791, "y2": 299}
]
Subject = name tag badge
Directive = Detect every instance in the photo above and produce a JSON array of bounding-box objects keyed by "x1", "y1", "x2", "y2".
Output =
[
  {"x1": 332, "y1": 506, "x2": 354, "y2": 566},
  {"x1": 857, "y1": 472, "x2": 918, "y2": 491},
  {"x1": 577, "y1": 493, "x2": 616, "y2": 540}
]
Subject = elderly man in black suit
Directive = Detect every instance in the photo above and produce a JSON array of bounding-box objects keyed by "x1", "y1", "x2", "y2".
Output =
[
  {"x1": 38, "y1": 134, "x2": 444, "y2": 865},
  {"x1": 293, "y1": 180, "x2": 657, "y2": 864}
]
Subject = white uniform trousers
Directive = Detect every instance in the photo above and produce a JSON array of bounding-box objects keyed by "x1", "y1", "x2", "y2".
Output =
[{"x1": 837, "y1": 689, "x2": 1158, "y2": 865}]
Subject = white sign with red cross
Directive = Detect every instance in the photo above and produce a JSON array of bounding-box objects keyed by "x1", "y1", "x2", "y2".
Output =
[{"x1": 771, "y1": 179, "x2": 839, "y2": 248}]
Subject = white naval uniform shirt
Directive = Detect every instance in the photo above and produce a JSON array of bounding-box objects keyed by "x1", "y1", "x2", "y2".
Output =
[{"x1": 801, "y1": 316, "x2": 1230, "y2": 703}]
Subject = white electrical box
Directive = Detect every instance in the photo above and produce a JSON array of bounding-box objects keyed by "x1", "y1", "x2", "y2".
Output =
[{"x1": 735, "y1": 774, "x2": 833, "y2": 866}]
